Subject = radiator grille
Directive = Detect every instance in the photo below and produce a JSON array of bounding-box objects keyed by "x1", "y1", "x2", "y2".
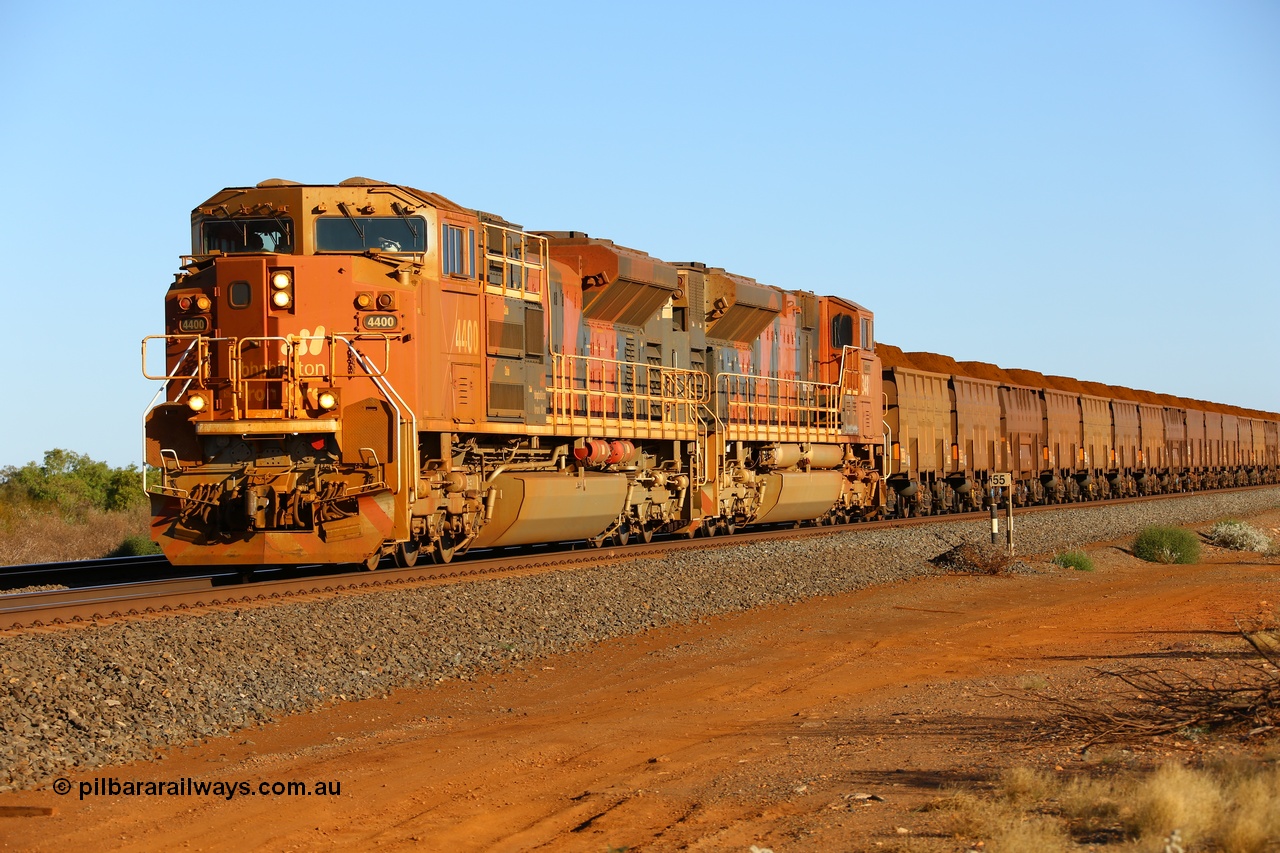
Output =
[
  {"x1": 488, "y1": 320, "x2": 524, "y2": 354},
  {"x1": 489, "y1": 381, "x2": 524, "y2": 413},
  {"x1": 524, "y1": 307, "x2": 544, "y2": 356}
]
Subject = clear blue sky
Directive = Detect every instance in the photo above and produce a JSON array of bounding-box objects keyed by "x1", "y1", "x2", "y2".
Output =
[{"x1": 1, "y1": 1, "x2": 1276, "y2": 470}]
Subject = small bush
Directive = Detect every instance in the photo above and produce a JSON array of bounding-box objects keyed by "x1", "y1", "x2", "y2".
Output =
[
  {"x1": 110, "y1": 534, "x2": 161, "y2": 557},
  {"x1": 1000, "y1": 765, "x2": 1054, "y2": 804},
  {"x1": 930, "y1": 541, "x2": 1012, "y2": 574},
  {"x1": 1133, "y1": 526, "x2": 1200, "y2": 564},
  {"x1": 1052, "y1": 550, "x2": 1095, "y2": 571},
  {"x1": 1130, "y1": 763, "x2": 1222, "y2": 845},
  {"x1": 1209, "y1": 520, "x2": 1274, "y2": 553}
]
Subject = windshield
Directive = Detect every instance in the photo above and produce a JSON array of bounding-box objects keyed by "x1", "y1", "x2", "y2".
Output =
[
  {"x1": 316, "y1": 216, "x2": 427, "y2": 253},
  {"x1": 201, "y1": 217, "x2": 294, "y2": 254}
]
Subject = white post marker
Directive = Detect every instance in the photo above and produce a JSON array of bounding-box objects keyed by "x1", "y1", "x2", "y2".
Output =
[{"x1": 990, "y1": 473, "x2": 1012, "y2": 551}]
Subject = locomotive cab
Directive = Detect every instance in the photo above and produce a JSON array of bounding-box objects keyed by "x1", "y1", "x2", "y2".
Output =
[{"x1": 145, "y1": 179, "x2": 435, "y2": 565}]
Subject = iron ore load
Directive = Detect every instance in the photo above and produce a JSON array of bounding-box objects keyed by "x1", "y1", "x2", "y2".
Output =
[{"x1": 142, "y1": 179, "x2": 1279, "y2": 567}]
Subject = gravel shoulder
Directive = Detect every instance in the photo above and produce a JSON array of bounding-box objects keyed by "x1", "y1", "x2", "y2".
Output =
[{"x1": 2, "y1": 489, "x2": 1279, "y2": 850}]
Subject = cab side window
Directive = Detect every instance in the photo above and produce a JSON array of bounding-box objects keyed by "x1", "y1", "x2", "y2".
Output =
[
  {"x1": 831, "y1": 313, "x2": 854, "y2": 349},
  {"x1": 442, "y1": 224, "x2": 475, "y2": 277}
]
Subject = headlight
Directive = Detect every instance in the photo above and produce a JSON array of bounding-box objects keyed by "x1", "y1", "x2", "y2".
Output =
[
  {"x1": 195, "y1": 295, "x2": 212, "y2": 311},
  {"x1": 355, "y1": 293, "x2": 373, "y2": 309},
  {"x1": 271, "y1": 271, "x2": 292, "y2": 290},
  {"x1": 318, "y1": 391, "x2": 337, "y2": 410},
  {"x1": 187, "y1": 393, "x2": 207, "y2": 412},
  {"x1": 271, "y1": 290, "x2": 292, "y2": 308}
]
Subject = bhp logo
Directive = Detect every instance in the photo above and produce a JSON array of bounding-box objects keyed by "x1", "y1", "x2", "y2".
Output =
[{"x1": 281, "y1": 326, "x2": 326, "y2": 355}]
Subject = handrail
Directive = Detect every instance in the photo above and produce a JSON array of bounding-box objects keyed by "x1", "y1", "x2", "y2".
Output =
[
  {"x1": 713, "y1": 371, "x2": 842, "y2": 440},
  {"x1": 141, "y1": 336, "x2": 209, "y2": 495},
  {"x1": 334, "y1": 335, "x2": 417, "y2": 503},
  {"x1": 233, "y1": 336, "x2": 296, "y2": 417},
  {"x1": 142, "y1": 331, "x2": 414, "y2": 500},
  {"x1": 228, "y1": 333, "x2": 396, "y2": 418},
  {"x1": 142, "y1": 334, "x2": 223, "y2": 382},
  {"x1": 548, "y1": 351, "x2": 709, "y2": 435},
  {"x1": 483, "y1": 223, "x2": 548, "y2": 303}
]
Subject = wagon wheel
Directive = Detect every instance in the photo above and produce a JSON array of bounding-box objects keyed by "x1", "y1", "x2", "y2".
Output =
[
  {"x1": 434, "y1": 534, "x2": 456, "y2": 564},
  {"x1": 394, "y1": 540, "x2": 420, "y2": 568}
]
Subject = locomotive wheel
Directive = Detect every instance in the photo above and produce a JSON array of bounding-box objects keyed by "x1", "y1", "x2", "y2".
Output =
[
  {"x1": 723, "y1": 520, "x2": 737, "y2": 536},
  {"x1": 614, "y1": 528, "x2": 630, "y2": 547},
  {"x1": 364, "y1": 549, "x2": 382, "y2": 571},
  {"x1": 640, "y1": 526, "x2": 654, "y2": 544},
  {"x1": 435, "y1": 535, "x2": 456, "y2": 564},
  {"x1": 394, "y1": 541, "x2": 419, "y2": 568}
]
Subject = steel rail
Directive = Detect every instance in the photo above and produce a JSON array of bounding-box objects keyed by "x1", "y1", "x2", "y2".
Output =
[
  {"x1": 2, "y1": 484, "x2": 1274, "y2": 634},
  {"x1": 0, "y1": 554, "x2": 173, "y2": 590}
]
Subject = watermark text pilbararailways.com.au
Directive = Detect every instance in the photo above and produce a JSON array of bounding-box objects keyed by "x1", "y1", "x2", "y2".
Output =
[{"x1": 51, "y1": 776, "x2": 340, "y2": 801}]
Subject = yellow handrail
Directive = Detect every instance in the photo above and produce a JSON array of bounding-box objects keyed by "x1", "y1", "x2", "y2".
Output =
[
  {"x1": 548, "y1": 352, "x2": 709, "y2": 436},
  {"x1": 714, "y1": 371, "x2": 843, "y2": 441}
]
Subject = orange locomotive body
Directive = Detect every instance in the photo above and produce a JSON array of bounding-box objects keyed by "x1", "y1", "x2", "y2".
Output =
[{"x1": 143, "y1": 179, "x2": 884, "y2": 567}]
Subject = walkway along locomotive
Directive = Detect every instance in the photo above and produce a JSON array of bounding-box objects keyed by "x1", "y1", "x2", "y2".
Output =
[{"x1": 143, "y1": 179, "x2": 884, "y2": 567}]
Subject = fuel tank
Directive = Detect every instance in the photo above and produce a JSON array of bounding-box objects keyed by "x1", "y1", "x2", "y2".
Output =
[
  {"x1": 470, "y1": 471, "x2": 629, "y2": 548},
  {"x1": 752, "y1": 470, "x2": 844, "y2": 525}
]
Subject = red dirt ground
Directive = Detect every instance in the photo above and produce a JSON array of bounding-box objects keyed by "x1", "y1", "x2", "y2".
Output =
[{"x1": 3, "y1": 515, "x2": 1279, "y2": 852}]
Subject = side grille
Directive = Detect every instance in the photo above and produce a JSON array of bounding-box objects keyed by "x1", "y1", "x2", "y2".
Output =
[
  {"x1": 488, "y1": 320, "x2": 524, "y2": 355},
  {"x1": 489, "y1": 381, "x2": 524, "y2": 413}
]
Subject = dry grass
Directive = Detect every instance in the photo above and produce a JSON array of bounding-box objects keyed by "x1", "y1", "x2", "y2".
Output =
[
  {"x1": 933, "y1": 611, "x2": 1280, "y2": 850},
  {"x1": 1131, "y1": 762, "x2": 1222, "y2": 844},
  {"x1": 0, "y1": 501, "x2": 152, "y2": 565},
  {"x1": 929, "y1": 756, "x2": 1280, "y2": 851}
]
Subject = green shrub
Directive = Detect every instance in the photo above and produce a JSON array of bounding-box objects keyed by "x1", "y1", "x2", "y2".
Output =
[
  {"x1": 1133, "y1": 526, "x2": 1201, "y2": 565},
  {"x1": 0, "y1": 449, "x2": 146, "y2": 516},
  {"x1": 1052, "y1": 550, "x2": 1095, "y2": 571},
  {"x1": 1208, "y1": 520, "x2": 1274, "y2": 553},
  {"x1": 109, "y1": 534, "x2": 161, "y2": 557}
]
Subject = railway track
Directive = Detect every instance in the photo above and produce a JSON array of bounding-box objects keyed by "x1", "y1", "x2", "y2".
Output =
[
  {"x1": 0, "y1": 554, "x2": 172, "y2": 591},
  {"x1": 2, "y1": 485, "x2": 1273, "y2": 633}
]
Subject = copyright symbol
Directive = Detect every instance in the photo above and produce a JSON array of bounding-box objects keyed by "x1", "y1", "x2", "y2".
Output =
[{"x1": 52, "y1": 778, "x2": 72, "y2": 796}]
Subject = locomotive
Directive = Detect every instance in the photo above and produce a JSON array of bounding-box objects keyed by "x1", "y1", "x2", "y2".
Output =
[
  {"x1": 143, "y1": 179, "x2": 1278, "y2": 568},
  {"x1": 143, "y1": 178, "x2": 884, "y2": 568}
]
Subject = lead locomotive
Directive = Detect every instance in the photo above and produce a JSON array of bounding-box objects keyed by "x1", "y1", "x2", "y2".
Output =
[{"x1": 144, "y1": 179, "x2": 884, "y2": 567}]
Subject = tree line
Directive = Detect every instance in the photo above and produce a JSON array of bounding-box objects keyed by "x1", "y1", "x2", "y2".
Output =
[{"x1": 0, "y1": 449, "x2": 147, "y2": 515}]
